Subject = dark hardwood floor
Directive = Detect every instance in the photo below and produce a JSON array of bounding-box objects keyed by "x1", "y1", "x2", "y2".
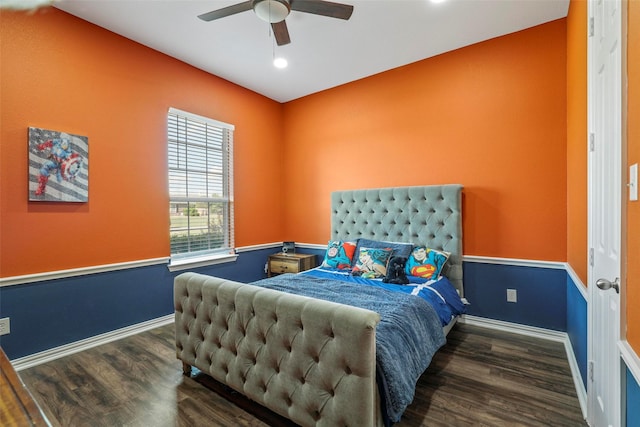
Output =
[{"x1": 18, "y1": 322, "x2": 586, "y2": 427}]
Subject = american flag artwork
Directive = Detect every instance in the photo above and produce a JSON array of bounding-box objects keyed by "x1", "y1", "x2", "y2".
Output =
[{"x1": 28, "y1": 127, "x2": 88, "y2": 202}]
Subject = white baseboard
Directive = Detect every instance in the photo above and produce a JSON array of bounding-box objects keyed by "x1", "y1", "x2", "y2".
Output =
[
  {"x1": 460, "y1": 315, "x2": 588, "y2": 420},
  {"x1": 564, "y1": 332, "x2": 589, "y2": 420},
  {"x1": 460, "y1": 314, "x2": 566, "y2": 341},
  {"x1": 11, "y1": 314, "x2": 174, "y2": 372}
]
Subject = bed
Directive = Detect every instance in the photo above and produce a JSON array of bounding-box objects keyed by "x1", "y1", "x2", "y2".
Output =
[{"x1": 174, "y1": 184, "x2": 465, "y2": 426}]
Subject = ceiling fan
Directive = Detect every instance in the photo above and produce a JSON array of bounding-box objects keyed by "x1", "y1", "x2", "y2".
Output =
[{"x1": 198, "y1": 0, "x2": 354, "y2": 46}]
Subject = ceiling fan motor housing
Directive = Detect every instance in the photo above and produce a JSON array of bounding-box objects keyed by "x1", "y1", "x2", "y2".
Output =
[
  {"x1": 197, "y1": 0, "x2": 353, "y2": 46},
  {"x1": 253, "y1": 0, "x2": 291, "y2": 23}
]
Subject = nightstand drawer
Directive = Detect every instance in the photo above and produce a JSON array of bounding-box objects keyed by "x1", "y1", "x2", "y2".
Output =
[
  {"x1": 269, "y1": 259, "x2": 300, "y2": 274},
  {"x1": 267, "y1": 253, "x2": 316, "y2": 277}
]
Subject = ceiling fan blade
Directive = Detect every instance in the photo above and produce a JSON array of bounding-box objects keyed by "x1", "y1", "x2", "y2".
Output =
[
  {"x1": 198, "y1": 1, "x2": 253, "y2": 21},
  {"x1": 271, "y1": 21, "x2": 291, "y2": 46},
  {"x1": 290, "y1": 0, "x2": 354, "y2": 20}
]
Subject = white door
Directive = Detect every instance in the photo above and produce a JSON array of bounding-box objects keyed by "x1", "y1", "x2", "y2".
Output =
[{"x1": 587, "y1": 0, "x2": 622, "y2": 426}]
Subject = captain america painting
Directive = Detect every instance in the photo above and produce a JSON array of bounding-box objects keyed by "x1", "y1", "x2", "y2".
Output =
[{"x1": 28, "y1": 127, "x2": 88, "y2": 202}]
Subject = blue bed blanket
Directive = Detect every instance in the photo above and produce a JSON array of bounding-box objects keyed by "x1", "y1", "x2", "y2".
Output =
[
  {"x1": 302, "y1": 267, "x2": 467, "y2": 326},
  {"x1": 250, "y1": 272, "x2": 450, "y2": 423}
]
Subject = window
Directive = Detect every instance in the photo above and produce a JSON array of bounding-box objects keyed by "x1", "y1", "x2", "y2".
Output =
[{"x1": 167, "y1": 108, "x2": 235, "y2": 269}]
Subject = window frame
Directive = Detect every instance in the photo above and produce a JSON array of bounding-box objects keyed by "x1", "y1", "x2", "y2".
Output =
[{"x1": 166, "y1": 107, "x2": 237, "y2": 272}]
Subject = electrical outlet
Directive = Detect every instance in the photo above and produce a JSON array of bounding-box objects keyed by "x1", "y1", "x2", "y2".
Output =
[
  {"x1": 0, "y1": 317, "x2": 10, "y2": 336},
  {"x1": 506, "y1": 289, "x2": 518, "y2": 303}
]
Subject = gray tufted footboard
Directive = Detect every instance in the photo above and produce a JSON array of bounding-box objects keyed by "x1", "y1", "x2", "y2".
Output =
[{"x1": 174, "y1": 272, "x2": 382, "y2": 426}]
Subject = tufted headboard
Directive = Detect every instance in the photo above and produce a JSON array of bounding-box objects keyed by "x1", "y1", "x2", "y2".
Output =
[{"x1": 331, "y1": 184, "x2": 463, "y2": 296}]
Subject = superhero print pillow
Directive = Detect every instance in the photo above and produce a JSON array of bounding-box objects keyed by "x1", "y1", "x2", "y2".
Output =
[
  {"x1": 351, "y1": 247, "x2": 393, "y2": 279},
  {"x1": 405, "y1": 246, "x2": 450, "y2": 279},
  {"x1": 321, "y1": 240, "x2": 357, "y2": 270}
]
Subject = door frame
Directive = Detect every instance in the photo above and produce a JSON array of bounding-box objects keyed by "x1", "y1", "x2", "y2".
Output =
[{"x1": 586, "y1": 0, "x2": 627, "y2": 425}]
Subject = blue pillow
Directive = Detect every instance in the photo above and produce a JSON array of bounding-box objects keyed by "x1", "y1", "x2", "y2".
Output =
[{"x1": 352, "y1": 238, "x2": 413, "y2": 267}]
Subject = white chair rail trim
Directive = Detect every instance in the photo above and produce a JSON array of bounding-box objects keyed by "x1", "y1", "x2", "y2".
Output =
[
  {"x1": 462, "y1": 254, "x2": 566, "y2": 269},
  {"x1": 0, "y1": 247, "x2": 584, "y2": 293},
  {"x1": 0, "y1": 257, "x2": 170, "y2": 288}
]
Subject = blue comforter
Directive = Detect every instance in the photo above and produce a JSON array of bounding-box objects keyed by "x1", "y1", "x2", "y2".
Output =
[
  {"x1": 251, "y1": 271, "x2": 464, "y2": 423},
  {"x1": 302, "y1": 267, "x2": 467, "y2": 327}
]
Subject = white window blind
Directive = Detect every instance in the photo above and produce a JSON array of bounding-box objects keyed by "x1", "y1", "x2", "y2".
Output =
[{"x1": 168, "y1": 108, "x2": 234, "y2": 260}]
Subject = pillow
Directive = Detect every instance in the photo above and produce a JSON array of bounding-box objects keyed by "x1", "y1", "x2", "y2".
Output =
[
  {"x1": 382, "y1": 256, "x2": 410, "y2": 285},
  {"x1": 321, "y1": 240, "x2": 357, "y2": 270},
  {"x1": 352, "y1": 247, "x2": 393, "y2": 279},
  {"x1": 352, "y1": 238, "x2": 413, "y2": 267},
  {"x1": 404, "y1": 246, "x2": 450, "y2": 279}
]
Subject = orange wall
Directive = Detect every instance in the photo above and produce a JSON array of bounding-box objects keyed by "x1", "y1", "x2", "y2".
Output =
[
  {"x1": 566, "y1": 0, "x2": 588, "y2": 285},
  {"x1": 282, "y1": 20, "x2": 568, "y2": 261},
  {"x1": 627, "y1": 0, "x2": 640, "y2": 351},
  {"x1": 2, "y1": 2, "x2": 636, "y2": 353},
  {"x1": 0, "y1": 8, "x2": 284, "y2": 277},
  {"x1": 0, "y1": 11, "x2": 577, "y2": 272}
]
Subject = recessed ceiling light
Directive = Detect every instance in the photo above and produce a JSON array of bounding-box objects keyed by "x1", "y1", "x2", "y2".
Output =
[
  {"x1": 273, "y1": 57, "x2": 288, "y2": 69},
  {"x1": 430, "y1": 0, "x2": 447, "y2": 3}
]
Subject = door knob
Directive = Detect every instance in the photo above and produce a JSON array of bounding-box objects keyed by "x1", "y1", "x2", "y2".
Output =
[{"x1": 596, "y1": 277, "x2": 620, "y2": 294}]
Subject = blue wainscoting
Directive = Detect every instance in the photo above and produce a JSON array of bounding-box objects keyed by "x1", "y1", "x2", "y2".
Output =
[
  {"x1": 463, "y1": 261, "x2": 567, "y2": 331},
  {"x1": 5, "y1": 245, "x2": 640, "y2": 427},
  {"x1": 0, "y1": 252, "x2": 575, "y2": 360},
  {"x1": 4, "y1": 246, "x2": 640, "y2": 424},
  {"x1": 0, "y1": 263, "x2": 174, "y2": 360},
  {"x1": 0, "y1": 247, "x2": 286, "y2": 360}
]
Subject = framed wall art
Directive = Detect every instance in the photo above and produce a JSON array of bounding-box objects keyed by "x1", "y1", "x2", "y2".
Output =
[{"x1": 28, "y1": 127, "x2": 88, "y2": 202}]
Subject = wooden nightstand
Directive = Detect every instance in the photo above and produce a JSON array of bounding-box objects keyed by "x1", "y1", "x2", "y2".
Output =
[{"x1": 267, "y1": 253, "x2": 316, "y2": 277}]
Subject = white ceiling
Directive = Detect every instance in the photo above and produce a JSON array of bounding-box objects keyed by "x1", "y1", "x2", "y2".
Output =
[{"x1": 54, "y1": 0, "x2": 569, "y2": 103}]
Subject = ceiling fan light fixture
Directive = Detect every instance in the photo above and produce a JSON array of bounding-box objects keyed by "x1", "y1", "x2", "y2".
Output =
[
  {"x1": 273, "y1": 57, "x2": 288, "y2": 68},
  {"x1": 253, "y1": 0, "x2": 290, "y2": 23}
]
